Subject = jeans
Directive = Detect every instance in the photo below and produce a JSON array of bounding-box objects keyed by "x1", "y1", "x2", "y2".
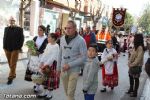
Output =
[{"x1": 84, "y1": 94, "x2": 95, "y2": 100}]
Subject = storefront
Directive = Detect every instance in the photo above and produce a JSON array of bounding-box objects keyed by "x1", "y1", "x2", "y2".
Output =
[{"x1": 40, "y1": 8, "x2": 60, "y2": 33}]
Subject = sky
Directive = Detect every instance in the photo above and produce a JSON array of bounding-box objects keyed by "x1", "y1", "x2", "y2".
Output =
[{"x1": 101, "y1": 0, "x2": 150, "y2": 17}]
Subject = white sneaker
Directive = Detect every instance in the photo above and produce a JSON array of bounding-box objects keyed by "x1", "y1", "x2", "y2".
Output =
[
  {"x1": 37, "y1": 89, "x2": 47, "y2": 98},
  {"x1": 34, "y1": 85, "x2": 41, "y2": 93},
  {"x1": 46, "y1": 90, "x2": 53, "y2": 99}
]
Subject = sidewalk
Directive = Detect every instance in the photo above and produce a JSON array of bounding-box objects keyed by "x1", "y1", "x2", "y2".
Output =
[{"x1": 0, "y1": 53, "x2": 149, "y2": 100}]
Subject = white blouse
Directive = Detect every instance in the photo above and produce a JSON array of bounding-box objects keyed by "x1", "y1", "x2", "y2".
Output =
[
  {"x1": 101, "y1": 48, "x2": 117, "y2": 75},
  {"x1": 35, "y1": 36, "x2": 47, "y2": 49},
  {"x1": 40, "y1": 43, "x2": 60, "y2": 66}
]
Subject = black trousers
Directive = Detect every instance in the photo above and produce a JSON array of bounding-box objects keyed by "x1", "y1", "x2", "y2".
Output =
[{"x1": 129, "y1": 74, "x2": 139, "y2": 93}]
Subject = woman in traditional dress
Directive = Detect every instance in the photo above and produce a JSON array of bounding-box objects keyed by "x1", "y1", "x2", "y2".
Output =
[
  {"x1": 30, "y1": 25, "x2": 48, "y2": 93},
  {"x1": 100, "y1": 40, "x2": 118, "y2": 92}
]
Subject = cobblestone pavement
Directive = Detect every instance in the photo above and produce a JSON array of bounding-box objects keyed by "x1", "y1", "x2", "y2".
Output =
[{"x1": 0, "y1": 52, "x2": 149, "y2": 100}]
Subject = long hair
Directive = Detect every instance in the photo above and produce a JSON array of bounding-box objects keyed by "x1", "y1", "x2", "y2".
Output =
[{"x1": 134, "y1": 34, "x2": 145, "y2": 51}]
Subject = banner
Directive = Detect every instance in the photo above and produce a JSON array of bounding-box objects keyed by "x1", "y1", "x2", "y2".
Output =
[{"x1": 112, "y1": 8, "x2": 126, "y2": 27}]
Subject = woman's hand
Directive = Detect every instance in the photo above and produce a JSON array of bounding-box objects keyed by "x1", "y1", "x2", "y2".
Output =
[{"x1": 128, "y1": 63, "x2": 132, "y2": 68}]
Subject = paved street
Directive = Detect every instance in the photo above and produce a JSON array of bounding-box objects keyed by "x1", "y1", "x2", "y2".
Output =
[{"x1": 0, "y1": 52, "x2": 149, "y2": 100}]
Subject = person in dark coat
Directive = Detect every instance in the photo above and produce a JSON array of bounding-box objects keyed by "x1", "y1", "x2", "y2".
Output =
[
  {"x1": 45, "y1": 25, "x2": 50, "y2": 36},
  {"x1": 3, "y1": 17, "x2": 24, "y2": 85}
]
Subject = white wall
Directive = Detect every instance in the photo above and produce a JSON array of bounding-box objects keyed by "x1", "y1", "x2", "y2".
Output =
[{"x1": 30, "y1": 0, "x2": 40, "y2": 36}]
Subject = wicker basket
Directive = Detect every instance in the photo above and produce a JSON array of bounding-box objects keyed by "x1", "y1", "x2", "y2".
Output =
[{"x1": 31, "y1": 73, "x2": 45, "y2": 84}]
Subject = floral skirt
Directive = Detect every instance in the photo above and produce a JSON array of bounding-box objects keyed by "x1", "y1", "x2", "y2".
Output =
[
  {"x1": 43, "y1": 61, "x2": 59, "y2": 90},
  {"x1": 102, "y1": 62, "x2": 118, "y2": 88}
]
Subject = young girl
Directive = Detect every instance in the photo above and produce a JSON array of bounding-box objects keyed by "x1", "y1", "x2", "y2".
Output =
[
  {"x1": 83, "y1": 44, "x2": 100, "y2": 100},
  {"x1": 37, "y1": 33, "x2": 60, "y2": 99},
  {"x1": 100, "y1": 40, "x2": 118, "y2": 92}
]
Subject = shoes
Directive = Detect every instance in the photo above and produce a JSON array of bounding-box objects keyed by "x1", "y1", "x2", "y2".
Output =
[
  {"x1": 130, "y1": 92, "x2": 137, "y2": 97},
  {"x1": 34, "y1": 85, "x2": 41, "y2": 93},
  {"x1": 7, "y1": 79, "x2": 13, "y2": 85},
  {"x1": 100, "y1": 88, "x2": 106, "y2": 92},
  {"x1": 37, "y1": 94, "x2": 47, "y2": 98},
  {"x1": 34, "y1": 89, "x2": 40, "y2": 93},
  {"x1": 126, "y1": 89, "x2": 133, "y2": 94},
  {"x1": 44, "y1": 96, "x2": 53, "y2": 100},
  {"x1": 37, "y1": 89, "x2": 48, "y2": 98}
]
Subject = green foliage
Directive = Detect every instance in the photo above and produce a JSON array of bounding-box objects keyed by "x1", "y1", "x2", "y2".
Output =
[
  {"x1": 25, "y1": 40, "x2": 37, "y2": 55},
  {"x1": 138, "y1": 4, "x2": 150, "y2": 34},
  {"x1": 124, "y1": 12, "x2": 134, "y2": 32}
]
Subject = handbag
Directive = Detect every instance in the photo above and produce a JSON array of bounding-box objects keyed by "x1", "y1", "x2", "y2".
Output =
[
  {"x1": 24, "y1": 61, "x2": 33, "y2": 81},
  {"x1": 129, "y1": 66, "x2": 142, "y2": 75},
  {"x1": 31, "y1": 72, "x2": 45, "y2": 84},
  {"x1": 145, "y1": 58, "x2": 150, "y2": 77}
]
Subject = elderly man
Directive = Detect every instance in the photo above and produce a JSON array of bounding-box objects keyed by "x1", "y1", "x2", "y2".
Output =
[
  {"x1": 3, "y1": 17, "x2": 24, "y2": 85},
  {"x1": 57, "y1": 20, "x2": 87, "y2": 100}
]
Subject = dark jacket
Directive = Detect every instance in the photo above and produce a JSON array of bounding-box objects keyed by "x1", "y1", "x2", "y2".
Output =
[
  {"x1": 33, "y1": 36, "x2": 48, "y2": 54},
  {"x1": 3, "y1": 26, "x2": 24, "y2": 51}
]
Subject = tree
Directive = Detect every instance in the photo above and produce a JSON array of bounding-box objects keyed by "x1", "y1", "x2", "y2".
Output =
[
  {"x1": 68, "y1": 0, "x2": 81, "y2": 20},
  {"x1": 138, "y1": 4, "x2": 150, "y2": 34},
  {"x1": 124, "y1": 12, "x2": 134, "y2": 33},
  {"x1": 19, "y1": 0, "x2": 31, "y2": 28},
  {"x1": 91, "y1": 0, "x2": 105, "y2": 26}
]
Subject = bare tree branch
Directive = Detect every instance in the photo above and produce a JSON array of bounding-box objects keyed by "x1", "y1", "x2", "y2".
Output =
[{"x1": 23, "y1": 0, "x2": 31, "y2": 10}]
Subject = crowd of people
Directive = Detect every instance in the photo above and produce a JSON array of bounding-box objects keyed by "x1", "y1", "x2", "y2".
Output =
[{"x1": 3, "y1": 17, "x2": 150, "y2": 100}]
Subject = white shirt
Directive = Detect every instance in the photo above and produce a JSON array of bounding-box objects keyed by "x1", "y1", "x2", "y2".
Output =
[
  {"x1": 40, "y1": 43, "x2": 60, "y2": 66},
  {"x1": 101, "y1": 48, "x2": 117, "y2": 75}
]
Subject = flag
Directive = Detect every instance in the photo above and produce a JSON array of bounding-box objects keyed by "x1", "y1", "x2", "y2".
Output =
[{"x1": 112, "y1": 8, "x2": 126, "y2": 27}]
